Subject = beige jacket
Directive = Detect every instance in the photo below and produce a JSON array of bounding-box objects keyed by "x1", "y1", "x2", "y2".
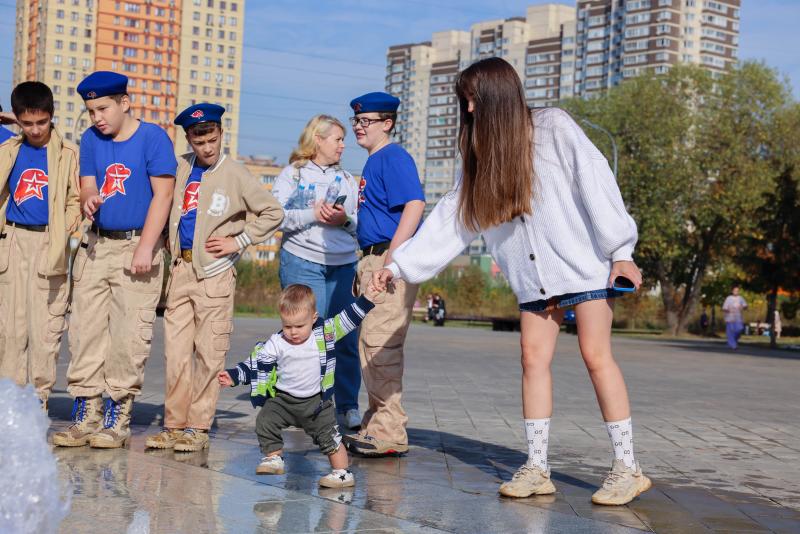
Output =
[
  {"x1": 168, "y1": 153, "x2": 284, "y2": 279},
  {"x1": 0, "y1": 127, "x2": 81, "y2": 276}
]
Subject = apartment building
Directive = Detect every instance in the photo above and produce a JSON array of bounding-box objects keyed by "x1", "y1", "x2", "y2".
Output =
[
  {"x1": 387, "y1": 0, "x2": 740, "y2": 207},
  {"x1": 13, "y1": 0, "x2": 244, "y2": 158}
]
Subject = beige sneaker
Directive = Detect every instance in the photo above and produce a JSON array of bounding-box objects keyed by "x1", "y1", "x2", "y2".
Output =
[
  {"x1": 173, "y1": 428, "x2": 210, "y2": 452},
  {"x1": 344, "y1": 434, "x2": 408, "y2": 457},
  {"x1": 52, "y1": 396, "x2": 104, "y2": 447},
  {"x1": 256, "y1": 455, "x2": 285, "y2": 475},
  {"x1": 499, "y1": 463, "x2": 556, "y2": 498},
  {"x1": 89, "y1": 396, "x2": 133, "y2": 449},
  {"x1": 591, "y1": 460, "x2": 652, "y2": 506},
  {"x1": 145, "y1": 428, "x2": 184, "y2": 449}
]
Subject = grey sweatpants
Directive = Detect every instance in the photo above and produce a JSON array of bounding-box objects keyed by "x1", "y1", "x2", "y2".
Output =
[{"x1": 256, "y1": 390, "x2": 341, "y2": 455}]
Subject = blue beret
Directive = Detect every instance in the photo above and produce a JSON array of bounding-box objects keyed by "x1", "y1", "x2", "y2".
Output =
[
  {"x1": 174, "y1": 103, "x2": 225, "y2": 130},
  {"x1": 350, "y1": 92, "x2": 400, "y2": 114},
  {"x1": 77, "y1": 71, "x2": 128, "y2": 100}
]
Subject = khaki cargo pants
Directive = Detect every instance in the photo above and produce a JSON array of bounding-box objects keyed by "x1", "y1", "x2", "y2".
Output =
[
  {"x1": 67, "y1": 230, "x2": 164, "y2": 402},
  {"x1": 163, "y1": 259, "x2": 235, "y2": 430},
  {"x1": 0, "y1": 226, "x2": 69, "y2": 401},
  {"x1": 355, "y1": 251, "x2": 417, "y2": 446}
]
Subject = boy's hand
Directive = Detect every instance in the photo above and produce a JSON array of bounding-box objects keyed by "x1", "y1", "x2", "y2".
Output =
[
  {"x1": 205, "y1": 236, "x2": 239, "y2": 257},
  {"x1": 0, "y1": 111, "x2": 18, "y2": 126},
  {"x1": 82, "y1": 194, "x2": 103, "y2": 220},
  {"x1": 217, "y1": 371, "x2": 234, "y2": 387},
  {"x1": 130, "y1": 245, "x2": 154, "y2": 274}
]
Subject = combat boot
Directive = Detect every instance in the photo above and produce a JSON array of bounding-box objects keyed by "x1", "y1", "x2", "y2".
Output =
[
  {"x1": 89, "y1": 396, "x2": 134, "y2": 449},
  {"x1": 52, "y1": 396, "x2": 104, "y2": 447}
]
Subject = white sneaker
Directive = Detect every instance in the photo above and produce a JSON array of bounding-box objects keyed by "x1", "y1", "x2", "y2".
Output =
[
  {"x1": 319, "y1": 469, "x2": 355, "y2": 488},
  {"x1": 256, "y1": 455, "x2": 285, "y2": 475},
  {"x1": 342, "y1": 409, "x2": 362, "y2": 430}
]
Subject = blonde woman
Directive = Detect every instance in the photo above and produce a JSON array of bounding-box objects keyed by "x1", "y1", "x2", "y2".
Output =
[{"x1": 272, "y1": 115, "x2": 362, "y2": 430}]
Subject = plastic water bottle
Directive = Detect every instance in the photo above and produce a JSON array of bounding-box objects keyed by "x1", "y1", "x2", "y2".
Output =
[
  {"x1": 324, "y1": 175, "x2": 342, "y2": 204},
  {"x1": 286, "y1": 183, "x2": 305, "y2": 209},
  {"x1": 305, "y1": 183, "x2": 317, "y2": 208}
]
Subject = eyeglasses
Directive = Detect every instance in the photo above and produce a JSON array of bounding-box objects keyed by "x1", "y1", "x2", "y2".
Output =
[{"x1": 349, "y1": 117, "x2": 386, "y2": 128}]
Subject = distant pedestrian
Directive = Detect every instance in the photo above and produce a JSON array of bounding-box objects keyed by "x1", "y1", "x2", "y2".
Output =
[
  {"x1": 699, "y1": 308, "x2": 709, "y2": 336},
  {"x1": 774, "y1": 310, "x2": 782, "y2": 340},
  {"x1": 722, "y1": 285, "x2": 747, "y2": 350}
]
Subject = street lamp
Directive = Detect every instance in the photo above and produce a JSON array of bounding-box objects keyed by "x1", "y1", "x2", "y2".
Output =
[{"x1": 579, "y1": 118, "x2": 618, "y2": 177}]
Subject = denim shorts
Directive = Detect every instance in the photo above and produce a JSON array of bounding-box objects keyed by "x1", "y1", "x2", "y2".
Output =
[{"x1": 519, "y1": 288, "x2": 624, "y2": 313}]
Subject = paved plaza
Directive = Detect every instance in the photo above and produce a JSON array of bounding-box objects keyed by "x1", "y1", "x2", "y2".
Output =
[{"x1": 46, "y1": 318, "x2": 800, "y2": 533}]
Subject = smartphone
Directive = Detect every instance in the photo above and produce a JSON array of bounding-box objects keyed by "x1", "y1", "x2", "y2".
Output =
[
  {"x1": 612, "y1": 276, "x2": 636, "y2": 292},
  {"x1": 333, "y1": 194, "x2": 347, "y2": 207}
]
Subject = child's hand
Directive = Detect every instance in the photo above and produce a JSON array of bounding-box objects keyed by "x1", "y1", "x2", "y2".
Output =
[
  {"x1": 364, "y1": 279, "x2": 382, "y2": 302},
  {"x1": 217, "y1": 371, "x2": 234, "y2": 387},
  {"x1": 372, "y1": 268, "x2": 394, "y2": 292}
]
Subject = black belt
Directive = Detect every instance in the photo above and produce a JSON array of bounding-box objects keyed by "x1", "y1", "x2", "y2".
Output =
[
  {"x1": 361, "y1": 241, "x2": 391, "y2": 257},
  {"x1": 6, "y1": 221, "x2": 47, "y2": 232},
  {"x1": 91, "y1": 224, "x2": 144, "y2": 240}
]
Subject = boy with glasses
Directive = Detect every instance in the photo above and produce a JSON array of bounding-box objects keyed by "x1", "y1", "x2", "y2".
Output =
[{"x1": 344, "y1": 92, "x2": 425, "y2": 457}]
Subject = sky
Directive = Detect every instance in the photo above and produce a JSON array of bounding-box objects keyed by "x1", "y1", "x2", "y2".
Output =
[{"x1": 1, "y1": 0, "x2": 798, "y2": 173}]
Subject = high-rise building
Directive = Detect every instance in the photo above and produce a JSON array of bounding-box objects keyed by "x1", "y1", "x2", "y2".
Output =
[
  {"x1": 387, "y1": 0, "x2": 740, "y2": 210},
  {"x1": 386, "y1": 4, "x2": 575, "y2": 209},
  {"x1": 13, "y1": 0, "x2": 244, "y2": 158},
  {"x1": 573, "y1": 0, "x2": 740, "y2": 96}
]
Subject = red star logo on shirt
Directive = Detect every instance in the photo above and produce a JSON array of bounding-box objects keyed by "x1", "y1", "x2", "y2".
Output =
[
  {"x1": 182, "y1": 181, "x2": 201, "y2": 215},
  {"x1": 100, "y1": 163, "x2": 131, "y2": 199},
  {"x1": 13, "y1": 168, "x2": 48, "y2": 205}
]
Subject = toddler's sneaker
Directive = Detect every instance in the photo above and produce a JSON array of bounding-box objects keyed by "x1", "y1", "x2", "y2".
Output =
[
  {"x1": 256, "y1": 455, "x2": 285, "y2": 475},
  {"x1": 319, "y1": 468, "x2": 355, "y2": 488}
]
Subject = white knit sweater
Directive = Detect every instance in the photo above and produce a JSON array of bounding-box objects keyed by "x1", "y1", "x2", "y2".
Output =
[{"x1": 387, "y1": 107, "x2": 638, "y2": 304}]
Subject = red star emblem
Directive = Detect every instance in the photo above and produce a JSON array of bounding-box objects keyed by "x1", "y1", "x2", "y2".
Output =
[
  {"x1": 182, "y1": 181, "x2": 201, "y2": 215},
  {"x1": 13, "y1": 168, "x2": 48, "y2": 205},
  {"x1": 191, "y1": 110, "x2": 204, "y2": 118},
  {"x1": 100, "y1": 163, "x2": 131, "y2": 199}
]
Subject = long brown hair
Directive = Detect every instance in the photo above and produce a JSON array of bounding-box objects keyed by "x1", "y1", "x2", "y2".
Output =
[{"x1": 455, "y1": 57, "x2": 534, "y2": 232}]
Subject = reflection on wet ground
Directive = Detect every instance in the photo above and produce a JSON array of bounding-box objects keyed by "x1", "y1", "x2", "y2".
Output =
[
  {"x1": 51, "y1": 422, "x2": 800, "y2": 534},
  {"x1": 48, "y1": 318, "x2": 800, "y2": 533}
]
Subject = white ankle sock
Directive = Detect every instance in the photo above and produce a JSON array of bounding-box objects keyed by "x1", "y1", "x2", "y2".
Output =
[
  {"x1": 605, "y1": 417, "x2": 635, "y2": 468},
  {"x1": 524, "y1": 418, "x2": 550, "y2": 470}
]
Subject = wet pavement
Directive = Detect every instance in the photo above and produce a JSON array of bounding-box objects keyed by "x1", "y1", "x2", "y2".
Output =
[{"x1": 47, "y1": 318, "x2": 800, "y2": 533}]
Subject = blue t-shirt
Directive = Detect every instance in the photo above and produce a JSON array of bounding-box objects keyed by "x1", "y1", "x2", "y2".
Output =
[
  {"x1": 5, "y1": 141, "x2": 49, "y2": 226},
  {"x1": 178, "y1": 163, "x2": 207, "y2": 251},
  {"x1": 356, "y1": 143, "x2": 424, "y2": 248},
  {"x1": 79, "y1": 121, "x2": 177, "y2": 231},
  {"x1": 0, "y1": 126, "x2": 15, "y2": 144}
]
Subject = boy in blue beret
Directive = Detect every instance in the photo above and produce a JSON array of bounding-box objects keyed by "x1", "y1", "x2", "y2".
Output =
[
  {"x1": 53, "y1": 71, "x2": 178, "y2": 449},
  {"x1": 343, "y1": 91, "x2": 425, "y2": 457},
  {"x1": 0, "y1": 82, "x2": 81, "y2": 411},
  {"x1": 144, "y1": 103, "x2": 283, "y2": 453}
]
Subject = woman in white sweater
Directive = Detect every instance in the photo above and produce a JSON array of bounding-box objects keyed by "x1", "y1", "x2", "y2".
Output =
[{"x1": 372, "y1": 58, "x2": 651, "y2": 505}]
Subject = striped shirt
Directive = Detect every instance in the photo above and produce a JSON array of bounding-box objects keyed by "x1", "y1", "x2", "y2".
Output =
[{"x1": 227, "y1": 295, "x2": 373, "y2": 407}]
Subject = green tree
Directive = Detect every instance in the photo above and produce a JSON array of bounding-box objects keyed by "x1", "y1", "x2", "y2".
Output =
[
  {"x1": 737, "y1": 103, "x2": 800, "y2": 347},
  {"x1": 563, "y1": 62, "x2": 792, "y2": 334}
]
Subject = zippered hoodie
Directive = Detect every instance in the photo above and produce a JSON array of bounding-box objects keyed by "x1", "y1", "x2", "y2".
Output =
[
  {"x1": 169, "y1": 153, "x2": 284, "y2": 279},
  {"x1": 271, "y1": 161, "x2": 359, "y2": 266},
  {"x1": 0, "y1": 126, "x2": 81, "y2": 276}
]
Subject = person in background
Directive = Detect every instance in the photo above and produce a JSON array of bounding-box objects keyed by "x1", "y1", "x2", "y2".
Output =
[{"x1": 722, "y1": 284, "x2": 747, "y2": 350}]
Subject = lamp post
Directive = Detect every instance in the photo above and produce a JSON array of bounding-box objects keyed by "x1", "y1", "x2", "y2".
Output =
[{"x1": 579, "y1": 118, "x2": 618, "y2": 177}]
